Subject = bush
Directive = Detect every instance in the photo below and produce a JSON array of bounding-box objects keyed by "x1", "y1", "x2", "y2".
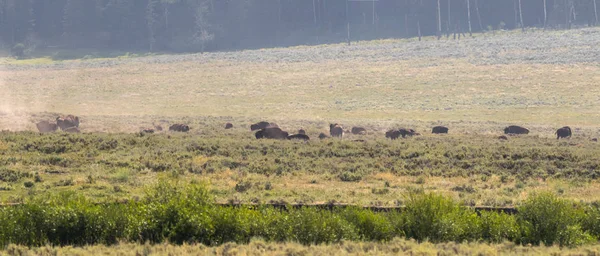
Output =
[
  {"x1": 479, "y1": 211, "x2": 519, "y2": 242},
  {"x1": 340, "y1": 207, "x2": 394, "y2": 241},
  {"x1": 288, "y1": 207, "x2": 357, "y2": 245},
  {"x1": 517, "y1": 192, "x2": 593, "y2": 247},
  {"x1": 402, "y1": 192, "x2": 481, "y2": 242},
  {"x1": 339, "y1": 171, "x2": 362, "y2": 182}
]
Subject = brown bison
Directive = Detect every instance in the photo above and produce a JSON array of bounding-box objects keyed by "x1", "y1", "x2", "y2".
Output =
[
  {"x1": 169, "y1": 124, "x2": 190, "y2": 132},
  {"x1": 555, "y1": 126, "x2": 572, "y2": 139},
  {"x1": 592, "y1": 138, "x2": 598, "y2": 142},
  {"x1": 432, "y1": 126, "x2": 449, "y2": 134},
  {"x1": 318, "y1": 133, "x2": 329, "y2": 139},
  {"x1": 36, "y1": 121, "x2": 58, "y2": 133},
  {"x1": 399, "y1": 128, "x2": 417, "y2": 138},
  {"x1": 498, "y1": 135, "x2": 508, "y2": 140},
  {"x1": 386, "y1": 128, "x2": 416, "y2": 139},
  {"x1": 251, "y1": 121, "x2": 278, "y2": 131},
  {"x1": 288, "y1": 134, "x2": 310, "y2": 141},
  {"x1": 225, "y1": 123, "x2": 233, "y2": 129},
  {"x1": 56, "y1": 115, "x2": 79, "y2": 131},
  {"x1": 351, "y1": 127, "x2": 367, "y2": 135},
  {"x1": 298, "y1": 129, "x2": 306, "y2": 135},
  {"x1": 255, "y1": 127, "x2": 289, "y2": 140},
  {"x1": 329, "y1": 124, "x2": 344, "y2": 138},
  {"x1": 504, "y1": 125, "x2": 529, "y2": 135},
  {"x1": 385, "y1": 129, "x2": 401, "y2": 140}
]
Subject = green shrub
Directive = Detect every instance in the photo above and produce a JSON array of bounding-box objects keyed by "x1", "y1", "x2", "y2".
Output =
[
  {"x1": 479, "y1": 211, "x2": 519, "y2": 242},
  {"x1": 402, "y1": 192, "x2": 481, "y2": 242},
  {"x1": 339, "y1": 171, "x2": 362, "y2": 182},
  {"x1": 288, "y1": 207, "x2": 357, "y2": 245},
  {"x1": 340, "y1": 207, "x2": 394, "y2": 241},
  {"x1": 517, "y1": 192, "x2": 593, "y2": 247},
  {"x1": 23, "y1": 181, "x2": 34, "y2": 188},
  {"x1": 0, "y1": 168, "x2": 21, "y2": 182}
]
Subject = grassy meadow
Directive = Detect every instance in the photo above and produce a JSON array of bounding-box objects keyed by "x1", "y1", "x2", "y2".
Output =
[{"x1": 1, "y1": 27, "x2": 600, "y2": 252}]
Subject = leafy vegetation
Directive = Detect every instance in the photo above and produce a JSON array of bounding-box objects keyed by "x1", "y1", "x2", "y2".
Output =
[
  {"x1": 0, "y1": 131, "x2": 600, "y2": 207},
  {"x1": 0, "y1": 181, "x2": 600, "y2": 248}
]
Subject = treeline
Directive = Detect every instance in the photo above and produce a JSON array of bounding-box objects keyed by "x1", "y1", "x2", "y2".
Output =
[
  {"x1": 0, "y1": 0, "x2": 598, "y2": 54},
  {"x1": 1, "y1": 181, "x2": 600, "y2": 248}
]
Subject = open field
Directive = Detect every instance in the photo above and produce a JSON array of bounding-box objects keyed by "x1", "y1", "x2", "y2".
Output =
[{"x1": 1, "y1": 27, "x2": 600, "y2": 250}]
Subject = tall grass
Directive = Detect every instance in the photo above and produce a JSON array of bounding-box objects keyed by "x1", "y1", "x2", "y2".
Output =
[{"x1": 1, "y1": 181, "x2": 600, "y2": 248}]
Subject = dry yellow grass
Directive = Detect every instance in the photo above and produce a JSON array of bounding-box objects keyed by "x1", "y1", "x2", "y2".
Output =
[
  {"x1": 1, "y1": 58, "x2": 599, "y2": 133},
  {"x1": 4, "y1": 238, "x2": 600, "y2": 256}
]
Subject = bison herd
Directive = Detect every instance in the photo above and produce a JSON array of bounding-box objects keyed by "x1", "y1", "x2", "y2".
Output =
[
  {"x1": 30, "y1": 116, "x2": 593, "y2": 142},
  {"x1": 35, "y1": 115, "x2": 80, "y2": 133}
]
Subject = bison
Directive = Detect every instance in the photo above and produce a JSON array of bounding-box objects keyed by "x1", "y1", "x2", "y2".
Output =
[
  {"x1": 318, "y1": 133, "x2": 329, "y2": 139},
  {"x1": 169, "y1": 124, "x2": 190, "y2": 132},
  {"x1": 351, "y1": 127, "x2": 367, "y2": 135},
  {"x1": 399, "y1": 128, "x2": 417, "y2": 138},
  {"x1": 288, "y1": 134, "x2": 310, "y2": 141},
  {"x1": 56, "y1": 115, "x2": 79, "y2": 131},
  {"x1": 592, "y1": 138, "x2": 598, "y2": 142},
  {"x1": 385, "y1": 129, "x2": 401, "y2": 140},
  {"x1": 504, "y1": 125, "x2": 529, "y2": 135},
  {"x1": 225, "y1": 123, "x2": 233, "y2": 129},
  {"x1": 329, "y1": 124, "x2": 344, "y2": 138},
  {"x1": 386, "y1": 128, "x2": 416, "y2": 139},
  {"x1": 36, "y1": 121, "x2": 58, "y2": 133},
  {"x1": 251, "y1": 121, "x2": 278, "y2": 131},
  {"x1": 498, "y1": 135, "x2": 508, "y2": 140},
  {"x1": 298, "y1": 129, "x2": 306, "y2": 135},
  {"x1": 555, "y1": 126, "x2": 572, "y2": 139},
  {"x1": 255, "y1": 127, "x2": 288, "y2": 140},
  {"x1": 432, "y1": 126, "x2": 449, "y2": 134}
]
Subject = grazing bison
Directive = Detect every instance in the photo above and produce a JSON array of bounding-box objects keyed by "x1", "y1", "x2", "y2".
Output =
[
  {"x1": 329, "y1": 124, "x2": 344, "y2": 138},
  {"x1": 399, "y1": 128, "x2": 417, "y2": 138},
  {"x1": 255, "y1": 127, "x2": 288, "y2": 140},
  {"x1": 318, "y1": 133, "x2": 329, "y2": 139},
  {"x1": 432, "y1": 126, "x2": 449, "y2": 134},
  {"x1": 351, "y1": 127, "x2": 367, "y2": 135},
  {"x1": 169, "y1": 124, "x2": 190, "y2": 132},
  {"x1": 251, "y1": 121, "x2": 278, "y2": 131},
  {"x1": 56, "y1": 115, "x2": 79, "y2": 131},
  {"x1": 498, "y1": 135, "x2": 508, "y2": 140},
  {"x1": 298, "y1": 129, "x2": 306, "y2": 135},
  {"x1": 385, "y1": 129, "x2": 401, "y2": 140},
  {"x1": 592, "y1": 138, "x2": 598, "y2": 142},
  {"x1": 555, "y1": 126, "x2": 572, "y2": 139},
  {"x1": 386, "y1": 128, "x2": 416, "y2": 139},
  {"x1": 288, "y1": 134, "x2": 310, "y2": 141},
  {"x1": 36, "y1": 121, "x2": 58, "y2": 133},
  {"x1": 504, "y1": 125, "x2": 529, "y2": 135},
  {"x1": 225, "y1": 123, "x2": 233, "y2": 129}
]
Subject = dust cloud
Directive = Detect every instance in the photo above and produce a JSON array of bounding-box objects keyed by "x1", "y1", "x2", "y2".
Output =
[{"x1": 0, "y1": 70, "x2": 46, "y2": 132}]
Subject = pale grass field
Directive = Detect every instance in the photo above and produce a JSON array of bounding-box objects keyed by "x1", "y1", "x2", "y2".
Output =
[
  {"x1": 4, "y1": 238, "x2": 600, "y2": 256},
  {"x1": 1, "y1": 59, "x2": 599, "y2": 133}
]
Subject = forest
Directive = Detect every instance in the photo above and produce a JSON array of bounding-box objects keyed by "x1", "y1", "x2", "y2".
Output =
[{"x1": 0, "y1": 0, "x2": 598, "y2": 56}]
